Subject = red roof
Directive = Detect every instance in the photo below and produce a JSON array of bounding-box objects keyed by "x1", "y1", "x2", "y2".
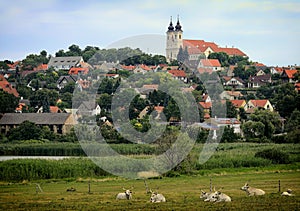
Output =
[
  {"x1": 50, "y1": 106, "x2": 61, "y2": 113},
  {"x1": 199, "y1": 102, "x2": 212, "y2": 109},
  {"x1": 0, "y1": 75, "x2": 19, "y2": 97},
  {"x1": 230, "y1": 100, "x2": 246, "y2": 108},
  {"x1": 33, "y1": 64, "x2": 48, "y2": 71},
  {"x1": 249, "y1": 99, "x2": 268, "y2": 107},
  {"x1": 198, "y1": 68, "x2": 213, "y2": 74},
  {"x1": 284, "y1": 69, "x2": 298, "y2": 79},
  {"x1": 121, "y1": 65, "x2": 135, "y2": 71},
  {"x1": 15, "y1": 103, "x2": 27, "y2": 112},
  {"x1": 68, "y1": 67, "x2": 89, "y2": 75},
  {"x1": 137, "y1": 64, "x2": 152, "y2": 71},
  {"x1": 154, "y1": 106, "x2": 164, "y2": 113},
  {"x1": 200, "y1": 59, "x2": 221, "y2": 67},
  {"x1": 216, "y1": 47, "x2": 247, "y2": 57},
  {"x1": 254, "y1": 62, "x2": 265, "y2": 67},
  {"x1": 183, "y1": 39, "x2": 247, "y2": 57},
  {"x1": 168, "y1": 70, "x2": 186, "y2": 77}
]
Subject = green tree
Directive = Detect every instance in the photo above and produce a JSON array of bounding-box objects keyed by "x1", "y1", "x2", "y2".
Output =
[
  {"x1": 242, "y1": 121, "x2": 265, "y2": 140},
  {"x1": 221, "y1": 126, "x2": 240, "y2": 142},
  {"x1": 8, "y1": 121, "x2": 42, "y2": 141},
  {"x1": 249, "y1": 110, "x2": 281, "y2": 138},
  {"x1": 0, "y1": 91, "x2": 19, "y2": 113},
  {"x1": 208, "y1": 52, "x2": 229, "y2": 67},
  {"x1": 226, "y1": 101, "x2": 238, "y2": 118}
]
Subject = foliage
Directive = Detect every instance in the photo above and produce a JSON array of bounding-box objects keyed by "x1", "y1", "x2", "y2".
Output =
[
  {"x1": 226, "y1": 100, "x2": 238, "y2": 118},
  {"x1": 177, "y1": 46, "x2": 189, "y2": 63},
  {"x1": 29, "y1": 88, "x2": 59, "y2": 111},
  {"x1": 233, "y1": 65, "x2": 257, "y2": 81},
  {"x1": 8, "y1": 121, "x2": 42, "y2": 141},
  {"x1": 255, "y1": 148, "x2": 291, "y2": 164},
  {"x1": 0, "y1": 91, "x2": 19, "y2": 113},
  {"x1": 21, "y1": 51, "x2": 49, "y2": 70},
  {"x1": 221, "y1": 126, "x2": 240, "y2": 142}
]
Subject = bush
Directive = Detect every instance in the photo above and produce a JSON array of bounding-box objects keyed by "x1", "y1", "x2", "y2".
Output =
[{"x1": 255, "y1": 148, "x2": 291, "y2": 164}]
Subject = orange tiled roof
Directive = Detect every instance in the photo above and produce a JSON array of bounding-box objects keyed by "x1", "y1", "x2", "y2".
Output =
[
  {"x1": 249, "y1": 99, "x2": 268, "y2": 107},
  {"x1": 50, "y1": 106, "x2": 61, "y2": 113},
  {"x1": 68, "y1": 67, "x2": 89, "y2": 75},
  {"x1": 216, "y1": 47, "x2": 247, "y2": 57},
  {"x1": 33, "y1": 64, "x2": 48, "y2": 71},
  {"x1": 154, "y1": 106, "x2": 164, "y2": 113},
  {"x1": 199, "y1": 102, "x2": 212, "y2": 109},
  {"x1": 168, "y1": 70, "x2": 186, "y2": 77},
  {"x1": 198, "y1": 68, "x2": 213, "y2": 74},
  {"x1": 121, "y1": 65, "x2": 135, "y2": 71},
  {"x1": 0, "y1": 75, "x2": 19, "y2": 97},
  {"x1": 200, "y1": 59, "x2": 221, "y2": 67},
  {"x1": 284, "y1": 69, "x2": 298, "y2": 79},
  {"x1": 230, "y1": 100, "x2": 246, "y2": 108}
]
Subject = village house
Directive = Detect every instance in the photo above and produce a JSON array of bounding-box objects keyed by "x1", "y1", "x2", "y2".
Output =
[
  {"x1": 133, "y1": 64, "x2": 152, "y2": 74},
  {"x1": 77, "y1": 101, "x2": 101, "y2": 117},
  {"x1": 208, "y1": 117, "x2": 241, "y2": 134},
  {"x1": 246, "y1": 99, "x2": 274, "y2": 113},
  {"x1": 281, "y1": 69, "x2": 298, "y2": 83},
  {"x1": 0, "y1": 113, "x2": 76, "y2": 135},
  {"x1": 48, "y1": 56, "x2": 84, "y2": 70},
  {"x1": 0, "y1": 74, "x2": 19, "y2": 97},
  {"x1": 56, "y1": 75, "x2": 76, "y2": 90},
  {"x1": 167, "y1": 70, "x2": 187, "y2": 82},
  {"x1": 220, "y1": 90, "x2": 243, "y2": 100},
  {"x1": 198, "y1": 59, "x2": 222, "y2": 71},
  {"x1": 230, "y1": 99, "x2": 247, "y2": 110},
  {"x1": 248, "y1": 73, "x2": 272, "y2": 88},
  {"x1": 222, "y1": 76, "x2": 245, "y2": 88}
]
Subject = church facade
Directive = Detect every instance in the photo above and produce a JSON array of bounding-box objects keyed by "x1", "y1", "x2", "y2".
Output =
[{"x1": 166, "y1": 17, "x2": 247, "y2": 62}]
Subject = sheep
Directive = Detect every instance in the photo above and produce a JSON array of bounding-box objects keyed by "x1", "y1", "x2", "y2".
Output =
[
  {"x1": 116, "y1": 188, "x2": 132, "y2": 200},
  {"x1": 150, "y1": 190, "x2": 166, "y2": 203},
  {"x1": 281, "y1": 189, "x2": 293, "y2": 196},
  {"x1": 211, "y1": 191, "x2": 231, "y2": 202}
]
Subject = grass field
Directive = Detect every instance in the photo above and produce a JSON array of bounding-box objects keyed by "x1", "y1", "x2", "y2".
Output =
[{"x1": 0, "y1": 170, "x2": 299, "y2": 210}]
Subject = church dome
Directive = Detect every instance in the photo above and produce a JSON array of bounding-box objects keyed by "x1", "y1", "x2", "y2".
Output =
[
  {"x1": 167, "y1": 17, "x2": 174, "y2": 31},
  {"x1": 175, "y1": 18, "x2": 182, "y2": 31}
]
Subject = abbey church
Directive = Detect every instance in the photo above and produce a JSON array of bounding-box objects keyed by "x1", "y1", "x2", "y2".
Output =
[{"x1": 165, "y1": 17, "x2": 247, "y2": 62}]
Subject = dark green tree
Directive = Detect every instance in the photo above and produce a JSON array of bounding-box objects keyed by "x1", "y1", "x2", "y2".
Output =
[
  {"x1": 8, "y1": 121, "x2": 42, "y2": 141},
  {"x1": 0, "y1": 91, "x2": 19, "y2": 113}
]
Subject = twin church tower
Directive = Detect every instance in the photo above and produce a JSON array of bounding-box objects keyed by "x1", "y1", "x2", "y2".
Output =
[{"x1": 166, "y1": 16, "x2": 183, "y2": 62}]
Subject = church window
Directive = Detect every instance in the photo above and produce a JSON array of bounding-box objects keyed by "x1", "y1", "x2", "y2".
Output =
[
  {"x1": 175, "y1": 35, "x2": 177, "y2": 39},
  {"x1": 179, "y1": 35, "x2": 181, "y2": 39}
]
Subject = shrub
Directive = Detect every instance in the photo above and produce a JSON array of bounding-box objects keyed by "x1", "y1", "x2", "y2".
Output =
[{"x1": 255, "y1": 148, "x2": 291, "y2": 164}]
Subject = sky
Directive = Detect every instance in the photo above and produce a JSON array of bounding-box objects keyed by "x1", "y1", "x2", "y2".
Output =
[{"x1": 0, "y1": 0, "x2": 299, "y2": 66}]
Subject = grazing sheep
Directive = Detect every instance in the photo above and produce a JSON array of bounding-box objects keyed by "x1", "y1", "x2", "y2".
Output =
[{"x1": 241, "y1": 183, "x2": 265, "y2": 196}]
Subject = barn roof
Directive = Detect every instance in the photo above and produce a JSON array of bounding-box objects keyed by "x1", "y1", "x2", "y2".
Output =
[{"x1": 0, "y1": 113, "x2": 73, "y2": 125}]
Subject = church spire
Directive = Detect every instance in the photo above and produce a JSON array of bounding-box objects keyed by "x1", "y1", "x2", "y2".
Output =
[
  {"x1": 175, "y1": 15, "x2": 182, "y2": 31},
  {"x1": 167, "y1": 16, "x2": 174, "y2": 31}
]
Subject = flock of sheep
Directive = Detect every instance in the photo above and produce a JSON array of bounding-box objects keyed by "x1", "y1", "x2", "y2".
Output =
[{"x1": 116, "y1": 182, "x2": 294, "y2": 203}]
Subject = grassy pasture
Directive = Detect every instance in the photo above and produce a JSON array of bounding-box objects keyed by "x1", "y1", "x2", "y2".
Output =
[{"x1": 0, "y1": 171, "x2": 299, "y2": 210}]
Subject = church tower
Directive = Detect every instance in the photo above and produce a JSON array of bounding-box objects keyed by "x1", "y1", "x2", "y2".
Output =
[{"x1": 166, "y1": 16, "x2": 183, "y2": 62}]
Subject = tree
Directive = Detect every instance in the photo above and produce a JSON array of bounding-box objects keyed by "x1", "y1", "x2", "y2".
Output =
[
  {"x1": 208, "y1": 52, "x2": 229, "y2": 67},
  {"x1": 226, "y1": 101, "x2": 237, "y2": 118},
  {"x1": 0, "y1": 91, "x2": 19, "y2": 113},
  {"x1": 285, "y1": 109, "x2": 300, "y2": 132},
  {"x1": 242, "y1": 121, "x2": 265, "y2": 140},
  {"x1": 248, "y1": 109, "x2": 281, "y2": 138},
  {"x1": 8, "y1": 121, "x2": 42, "y2": 141},
  {"x1": 221, "y1": 126, "x2": 240, "y2": 142}
]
